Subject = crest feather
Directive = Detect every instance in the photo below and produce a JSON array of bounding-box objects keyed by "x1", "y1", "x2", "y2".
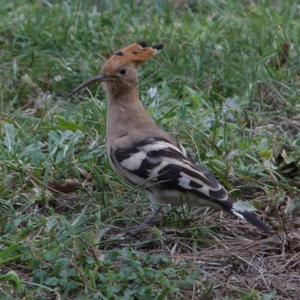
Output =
[{"x1": 104, "y1": 43, "x2": 163, "y2": 70}]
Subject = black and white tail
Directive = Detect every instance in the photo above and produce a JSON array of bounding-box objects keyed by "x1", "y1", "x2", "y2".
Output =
[{"x1": 231, "y1": 203, "x2": 272, "y2": 234}]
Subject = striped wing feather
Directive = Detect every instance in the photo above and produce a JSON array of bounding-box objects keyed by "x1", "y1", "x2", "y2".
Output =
[{"x1": 111, "y1": 138, "x2": 230, "y2": 208}]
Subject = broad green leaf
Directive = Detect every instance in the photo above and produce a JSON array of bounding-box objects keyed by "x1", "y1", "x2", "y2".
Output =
[
  {"x1": 2, "y1": 123, "x2": 16, "y2": 152},
  {"x1": 59, "y1": 268, "x2": 76, "y2": 278},
  {"x1": 233, "y1": 200, "x2": 257, "y2": 213},
  {"x1": 48, "y1": 130, "x2": 84, "y2": 164},
  {"x1": 21, "y1": 141, "x2": 46, "y2": 166},
  {"x1": 44, "y1": 277, "x2": 58, "y2": 286}
]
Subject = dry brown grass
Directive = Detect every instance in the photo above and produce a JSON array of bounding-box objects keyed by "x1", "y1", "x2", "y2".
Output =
[{"x1": 107, "y1": 209, "x2": 300, "y2": 299}]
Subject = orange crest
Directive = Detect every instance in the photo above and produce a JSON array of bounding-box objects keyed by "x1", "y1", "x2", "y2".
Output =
[{"x1": 103, "y1": 42, "x2": 163, "y2": 72}]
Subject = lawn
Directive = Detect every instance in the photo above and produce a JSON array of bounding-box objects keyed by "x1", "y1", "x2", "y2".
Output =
[{"x1": 0, "y1": 0, "x2": 299, "y2": 299}]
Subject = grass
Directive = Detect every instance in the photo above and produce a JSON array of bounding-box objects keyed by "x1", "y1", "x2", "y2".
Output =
[{"x1": 0, "y1": 0, "x2": 299, "y2": 299}]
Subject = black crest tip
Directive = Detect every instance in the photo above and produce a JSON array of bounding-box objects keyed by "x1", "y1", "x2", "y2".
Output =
[
  {"x1": 138, "y1": 41, "x2": 147, "y2": 48},
  {"x1": 152, "y1": 43, "x2": 164, "y2": 50},
  {"x1": 114, "y1": 51, "x2": 124, "y2": 56}
]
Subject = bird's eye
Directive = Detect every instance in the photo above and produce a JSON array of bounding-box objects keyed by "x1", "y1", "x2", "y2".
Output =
[{"x1": 119, "y1": 68, "x2": 127, "y2": 75}]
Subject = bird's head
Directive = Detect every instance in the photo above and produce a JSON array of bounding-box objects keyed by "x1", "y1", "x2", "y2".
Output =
[{"x1": 68, "y1": 42, "x2": 163, "y2": 98}]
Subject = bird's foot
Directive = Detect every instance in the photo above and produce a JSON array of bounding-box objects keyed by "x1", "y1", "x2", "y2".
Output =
[{"x1": 126, "y1": 207, "x2": 162, "y2": 237}]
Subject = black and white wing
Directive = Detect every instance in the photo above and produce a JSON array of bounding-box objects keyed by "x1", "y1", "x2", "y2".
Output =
[
  {"x1": 110, "y1": 137, "x2": 272, "y2": 234},
  {"x1": 110, "y1": 137, "x2": 230, "y2": 209}
]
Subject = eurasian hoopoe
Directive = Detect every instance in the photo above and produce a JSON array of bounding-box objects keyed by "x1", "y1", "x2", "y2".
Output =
[{"x1": 69, "y1": 42, "x2": 272, "y2": 235}]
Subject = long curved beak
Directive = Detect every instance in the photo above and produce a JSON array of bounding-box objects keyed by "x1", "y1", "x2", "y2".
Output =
[{"x1": 67, "y1": 75, "x2": 117, "y2": 97}]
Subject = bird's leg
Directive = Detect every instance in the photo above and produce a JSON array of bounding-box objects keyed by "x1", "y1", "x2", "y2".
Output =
[{"x1": 126, "y1": 206, "x2": 163, "y2": 237}]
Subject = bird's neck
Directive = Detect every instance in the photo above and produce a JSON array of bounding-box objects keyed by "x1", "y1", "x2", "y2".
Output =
[{"x1": 106, "y1": 88, "x2": 156, "y2": 143}]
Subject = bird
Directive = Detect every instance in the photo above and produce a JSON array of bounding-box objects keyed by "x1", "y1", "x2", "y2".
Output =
[{"x1": 69, "y1": 42, "x2": 272, "y2": 235}]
